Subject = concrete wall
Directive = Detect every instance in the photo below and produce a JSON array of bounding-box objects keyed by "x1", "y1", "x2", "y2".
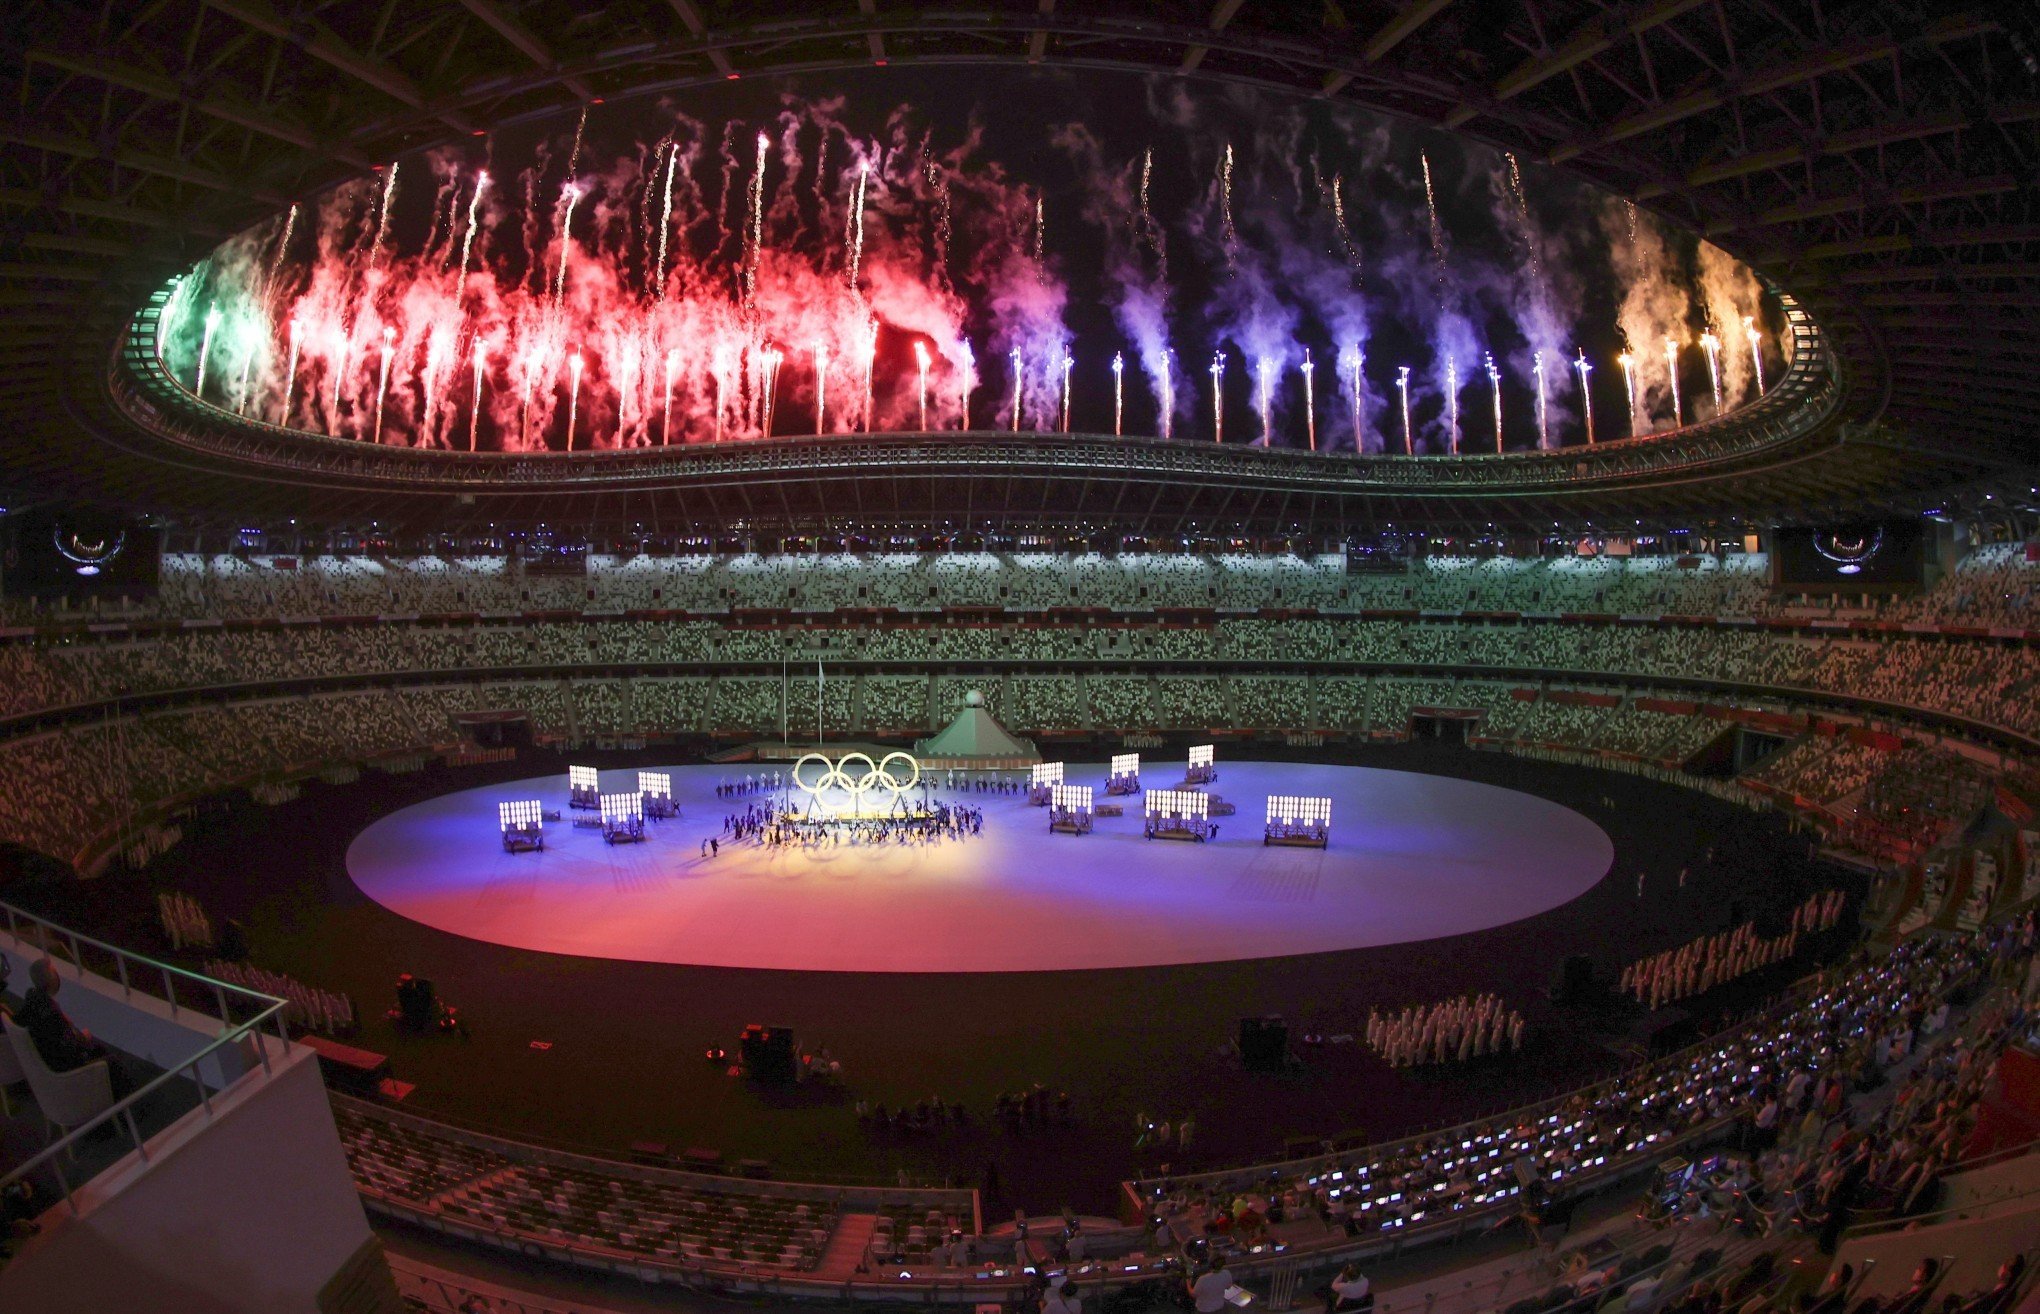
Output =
[{"x1": 0, "y1": 1044, "x2": 381, "y2": 1313}]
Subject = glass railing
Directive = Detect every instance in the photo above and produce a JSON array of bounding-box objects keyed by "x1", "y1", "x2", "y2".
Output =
[{"x1": 0, "y1": 899, "x2": 292, "y2": 1214}]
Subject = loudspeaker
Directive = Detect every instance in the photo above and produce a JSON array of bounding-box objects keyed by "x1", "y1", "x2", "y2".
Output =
[
  {"x1": 1552, "y1": 954, "x2": 1596, "y2": 1007},
  {"x1": 394, "y1": 974, "x2": 439, "y2": 1030},
  {"x1": 1238, "y1": 1016, "x2": 1288, "y2": 1073},
  {"x1": 740, "y1": 1024, "x2": 798, "y2": 1085}
]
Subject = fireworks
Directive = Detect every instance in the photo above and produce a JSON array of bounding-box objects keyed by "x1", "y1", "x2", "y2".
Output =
[
  {"x1": 1111, "y1": 351, "x2": 1124, "y2": 437},
  {"x1": 281, "y1": 316, "x2": 302, "y2": 425},
  {"x1": 195, "y1": 306, "x2": 221, "y2": 400},
  {"x1": 1484, "y1": 353, "x2": 1502, "y2": 454},
  {"x1": 1700, "y1": 329, "x2": 1723, "y2": 417},
  {"x1": 914, "y1": 341, "x2": 931, "y2": 431},
  {"x1": 1444, "y1": 354, "x2": 1459, "y2": 454},
  {"x1": 157, "y1": 107, "x2": 1772, "y2": 456},
  {"x1": 456, "y1": 172, "x2": 488, "y2": 304},
  {"x1": 1256, "y1": 356, "x2": 1274, "y2": 445},
  {"x1": 1300, "y1": 350, "x2": 1316, "y2": 452},
  {"x1": 1209, "y1": 352, "x2": 1226, "y2": 444},
  {"x1": 954, "y1": 341, "x2": 974, "y2": 430},
  {"x1": 1158, "y1": 350, "x2": 1174, "y2": 441},
  {"x1": 1396, "y1": 365, "x2": 1412, "y2": 455},
  {"x1": 846, "y1": 163, "x2": 869, "y2": 295},
  {"x1": 565, "y1": 351, "x2": 584, "y2": 450},
  {"x1": 1219, "y1": 144, "x2": 1239, "y2": 271},
  {"x1": 553, "y1": 182, "x2": 581, "y2": 306},
  {"x1": 373, "y1": 327, "x2": 397, "y2": 445},
  {"x1": 1663, "y1": 337, "x2": 1682, "y2": 427},
  {"x1": 1010, "y1": 348, "x2": 1024, "y2": 433},
  {"x1": 860, "y1": 320, "x2": 879, "y2": 432},
  {"x1": 1344, "y1": 346, "x2": 1364, "y2": 453},
  {"x1": 654, "y1": 149, "x2": 676, "y2": 299},
  {"x1": 471, "y1": 341, "x2": 488, "y2": 451},
  {"x1": 1618, "y1": 351, "x2": 1638, "y2": 435},
  {"x1": 1573, "y1": 350, "x2": 1594, "y2": 445}
]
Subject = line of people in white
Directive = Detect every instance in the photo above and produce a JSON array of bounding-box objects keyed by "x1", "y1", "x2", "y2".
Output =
[
  {"x1": 1365, "y1": 992, "x2": 1525, "y2": 1068},
  {"x1": 1619, "y1": 890, "x2": 1844, "y2": 1010},
  {"x1": 157, "y1": 890, "x2": 213, "y2": 951},
  {"x1": 203, "y1": 958, "x2": 357, "y2": 1036}
]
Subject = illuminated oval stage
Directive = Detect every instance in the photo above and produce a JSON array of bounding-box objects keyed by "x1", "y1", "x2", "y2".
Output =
[{"x1": 346, "y1": 761, "x2": 1614, "y2": 973}]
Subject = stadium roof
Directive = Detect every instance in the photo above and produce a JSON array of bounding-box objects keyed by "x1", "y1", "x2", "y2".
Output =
[{"x1": 1, "y1": 1, "x2": 2035, "y2": 535}]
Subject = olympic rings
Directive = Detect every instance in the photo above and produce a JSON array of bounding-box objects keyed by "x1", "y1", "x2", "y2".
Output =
[{"x1": 791, "y1": 751, "x2": 920, "y2": 815}]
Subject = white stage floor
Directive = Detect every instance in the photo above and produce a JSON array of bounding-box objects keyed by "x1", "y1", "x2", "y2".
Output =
[{"x1": 346, "y1": 761, "x2": 1614, "y2": 973}]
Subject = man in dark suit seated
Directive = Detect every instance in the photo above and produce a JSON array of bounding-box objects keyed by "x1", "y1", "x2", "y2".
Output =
[{"x1": 15, "y1": 958, "x2": 122, "y2": 1090}]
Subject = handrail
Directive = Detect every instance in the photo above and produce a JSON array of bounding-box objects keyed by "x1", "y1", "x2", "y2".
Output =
[
  {"x1": 0, "y1": 898, "x2": 293, "y2": 1214},
  {"x1": 1842, "y1": 1175, "x2": 2040, "y2": 1241}
]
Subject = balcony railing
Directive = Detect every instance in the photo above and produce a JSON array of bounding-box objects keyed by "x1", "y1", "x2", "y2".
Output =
[{"x1": 0, "y1": 900, "x2": 291, "y2": 1214}]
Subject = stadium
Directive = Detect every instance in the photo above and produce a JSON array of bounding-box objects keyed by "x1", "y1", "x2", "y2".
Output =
[{"x1": 0, "y1": 3, "x2": 2036, "y2": 1313}]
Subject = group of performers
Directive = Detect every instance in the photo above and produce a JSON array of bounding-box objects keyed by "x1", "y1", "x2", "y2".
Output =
[
  {"x1": 939, "y1": 770, "x2": 1027, "y2": 794},
  {"x1": 1365, "y1": 993, "x2": 1525, "y2": 1068},
  {"x1": 1619, "y1": 891, "x2": 1842, "y2": 1010},
  {"x1": 719, "y1": 793, "x2": 987, "y2": 849},
  {"x1": 759, "y1": 798, "x2": 985, "y2": 848},
  {"x1": 716, "y1": 772, "x2": 783, "y2": 798}
]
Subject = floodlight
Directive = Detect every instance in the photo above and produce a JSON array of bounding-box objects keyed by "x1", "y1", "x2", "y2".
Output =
[{"x1": 600, "y1": 792, "x2": 643, "y2": 821}]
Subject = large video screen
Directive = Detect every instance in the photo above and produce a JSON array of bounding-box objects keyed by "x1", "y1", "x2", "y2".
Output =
[
  {"x1": 1771, "y1": 520, "x2": 1923, "y2": 591},
  {"x1": 3, "y1": 510, "x2": 161, "y2": 602}
]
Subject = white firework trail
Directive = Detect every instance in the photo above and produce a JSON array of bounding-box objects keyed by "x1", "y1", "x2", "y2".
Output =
[
  {"x1": 1219, "y1": 144, "x2": 1239, "y2": 271},
  {"x1": 1010, "y1": 349, "x2": 1024, "y2": 433},
  {"x1": 744, "y1": 132, "x2": 768, "y2": 314},
  {"x1": 369, "y1": 163, "x2": 399, "y2": 271},
  {"x1": 1444, "y1": 354, "x2": 1459, "y2": 453},
  {"x1": 470, "y1": 343, "x2": 487, "y2": 451},
  {"x1": 1210, "y1": 352, "x2": 1226, "y2": 443},
  {"x1": 846, "y1": 164, "x2": 868, "y2": 295},
  {"x1": 554, "y1": 182, "x2": 581, "y2": 305},
  {"x1": 1397, "y1": 366, "x2": 1412, "y2": 453},
  {"x1": 1573, "y1": 350, "x2": 1594, "y2": 445},
  {"x1": 1112, "y1": 352, "x2": 1124, "y2": 436},
  {"x1": 655, "y1": 144, "x2": 678, "y2": 300},
  {"x1": 1663, "y1": 338, "x2": 1682, "y2": 426},
  {"x1": 280, "y1": 317, "x2": 302, "y2": 425},
  {"x1": 455, "y1": 171, "x2": 489, "y2": 304},
  {"x1": 1301, "y1": 350, "x2": 1316, "y2": 451}
]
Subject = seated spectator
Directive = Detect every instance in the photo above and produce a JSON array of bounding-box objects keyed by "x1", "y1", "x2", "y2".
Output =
[
  {"x1": 15, "y1": 957, "x2": 103, "y2": 1073},
  {"x1": 1323, "y1": 1261, "x2": 1373, "y2": 1313}
]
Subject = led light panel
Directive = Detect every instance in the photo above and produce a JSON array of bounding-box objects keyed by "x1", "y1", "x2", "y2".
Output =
[
  {"x1": 1265, "y1": 795, "x2": 1332, "y2": 825},
  {"x1": 498, "y1": 799, "x2": 544, "y2": 828},
  {"x1": 1147, "y1": 789, "x2": 1210, "y2": 820}
]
